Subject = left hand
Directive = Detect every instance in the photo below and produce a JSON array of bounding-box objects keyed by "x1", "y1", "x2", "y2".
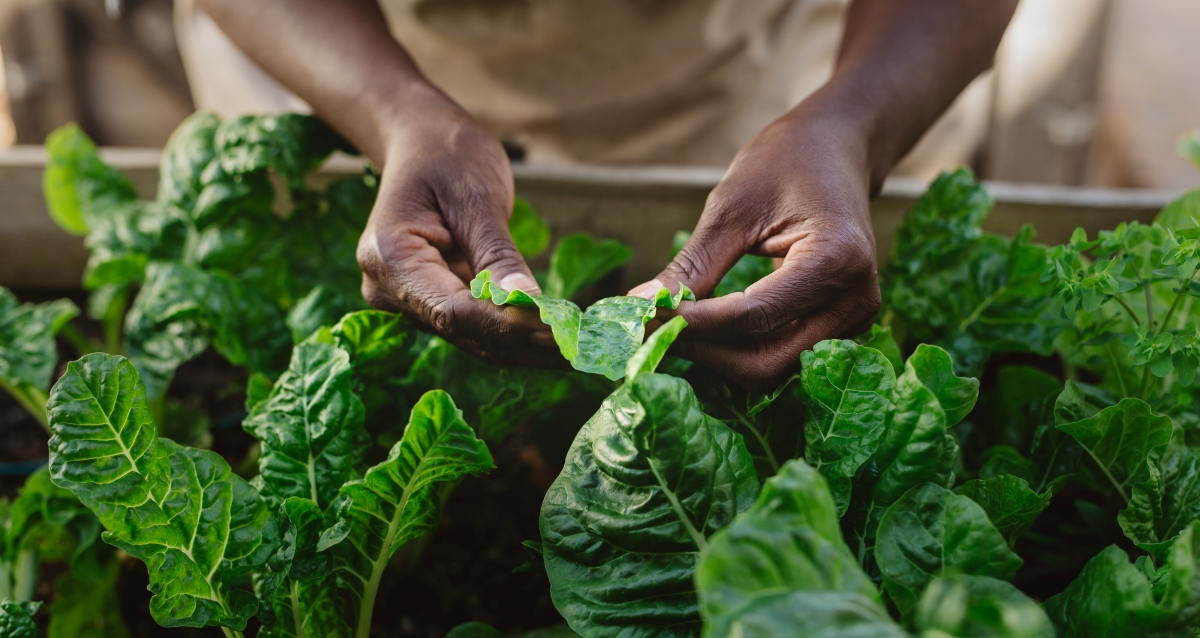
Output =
[{"x1": 629, "y1": 101, "x2": 882, "y2": 392}]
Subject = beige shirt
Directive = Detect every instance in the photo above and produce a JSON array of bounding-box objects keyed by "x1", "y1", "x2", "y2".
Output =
[{"x1": 175, "y1": 0, "x2": 849, "y2": 166}]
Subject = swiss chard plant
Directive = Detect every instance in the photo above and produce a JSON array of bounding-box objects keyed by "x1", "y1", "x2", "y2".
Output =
[{"x1": 0, "y1": 287, "x2": 78, "y2": 431}]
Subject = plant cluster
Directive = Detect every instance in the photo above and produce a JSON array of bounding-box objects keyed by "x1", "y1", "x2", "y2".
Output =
[{"x1": 0, "y1": 115, "x2": 1198, "y2": 638}]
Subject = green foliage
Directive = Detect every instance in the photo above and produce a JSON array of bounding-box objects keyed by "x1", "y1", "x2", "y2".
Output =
[
  {"x1": 0, "y1": 288, "x2": 79, "y2": 426},
  {"x1": 0, "y1": 600, "x2": 40, "y2": 638},
  {"x1": 542, "y1": 234, "x2": 632, "y2": 300},
  {"x1": 800, "y1": 339, "x2": 896, "y2": 514},
  {"x1": 472, "y1": 269, "x2": 693, "y2": 379},
  {"x1": 885, "y1": 170, "x2": 1067, "y2": 375},
  {"x1": 43, "y1": 114, "x2": 369, "y2": 398},
  {"x1": 1044, "y1": 522, "x2": 1200, "y2": 638},
  {"x1": 47, "y1": 353, "x2": 278, "y2": 630},
  {"x1": 875, "y1": 483, "x2": 1023, "y2": 615},
  {"x1": 540, "y1": 324, "x2": 759, "y2": 637},
  {"x1": 326, "y1": 390, "x2": 493, "y2": 637},
  {"x1": 510, "y1": 197, "x2": 552, "y2": 259}
]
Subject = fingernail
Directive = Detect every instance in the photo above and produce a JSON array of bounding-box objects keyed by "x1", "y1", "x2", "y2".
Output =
[
  {"x1": 628, "y1": 279, "x2": 664, "y2": 299},
  {"x1": 500, "y1": 273, "x2": 540, "y2": 294}
]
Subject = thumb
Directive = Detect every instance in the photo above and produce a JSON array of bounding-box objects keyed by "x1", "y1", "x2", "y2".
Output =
[
  {"x1": 457, "y1": 204, "x2": 542, "y2": 295},
  {"x1": 629, "y1": 223, "x2": 748, "y2": 299}
]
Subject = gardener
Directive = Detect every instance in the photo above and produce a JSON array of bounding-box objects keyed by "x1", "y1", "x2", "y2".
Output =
[{"x1": 188, "y1": 0, "x2": 1017, "y2": 390}]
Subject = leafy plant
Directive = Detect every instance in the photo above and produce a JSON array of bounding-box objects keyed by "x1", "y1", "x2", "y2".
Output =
[{"x1": 0, "y1": 288, "x2": 78, "y2": 430}]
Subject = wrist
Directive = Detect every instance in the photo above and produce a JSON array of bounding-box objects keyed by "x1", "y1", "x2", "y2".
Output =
[
  {"x1": 785, "y1": 78, "x2": 898, "y2": 196},
  {"x1": 364, "y1": 79, "x2": 471, "y2": 164}
]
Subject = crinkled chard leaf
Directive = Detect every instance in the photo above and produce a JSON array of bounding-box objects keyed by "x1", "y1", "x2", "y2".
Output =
[
  {"x1": 540, "y1": 367, "x2": 759, "y2": 637},
  {"x1": 800, "y1": 340, "x2": 896, "y2": 515},
  {"x1": 954, "y1": 475, "x2": 1053, "y2": 547},
  {"x1": 243, "y1": 342, "x2": 366, "y2": 510},
  {"x1": 543, "y1": 234, "x2": 633, "y2": 300},
  {"x1": 914, "y1": 575, "x2": 1054, "y2": 638},
  {"x1": 325, "y1": 310, "x2": 416, "y2": 383},
  {"x1": 5, "y1": 467, "x2": 103, "y2": 583},
  {"x1": 843, "y1": 344, "x2": 973, "y2": 573},
  {"x1": 509, "y1": 197, "x2": 551, "y2": 259},
  {"x1": 856, "y1": 324, "x2": 904, "y2": 375},
  {"x1": 1121, "y1": 442, "x2": 1200, "y2": 559},
  {"x1": 1055, "y1": 398, "x2": 1173, "y2": 542},
  {"x1": 328, "y1": 390, "x2": 493, "y2": 633},
  {"x1": 687, "y1": 368, "x2": 804, "y2": 479},
  {"x1": 256, "y1": 498, "x2": 350, "y2": 638},
  {"x1": 47, "y1": 354, "x2": 278, "y2": 630},
  {"x1": 696, "y1": 459, "x2": 890, "y2": 638},
  {"x1": 884, "y1": 170, "x2": 1067, "y2": 376},
  {"x1": 43, "y1": 124, "x2": 139, "y2": 236},
  {"x1": 472, "y1": 270, "x2": 693, "y2": 380},
  {"x1": 1044, "y1": 521, "x2": 1200, "y2": 638},
  {"x1": 0, "y1": 600, "x2": 40, "y2": 638},
  {"x1": 875, "y1": 483, "x2": 1022, "y2": 615},
  {"x1": 0, "y1": 287, "x2": 79, "y2": 395}
]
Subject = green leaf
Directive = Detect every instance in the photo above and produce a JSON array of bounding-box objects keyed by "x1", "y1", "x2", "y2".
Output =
[
  {"x1": 889, "y1": 169, "x2": 993, "y2": 276},
  {"x1": 543, "y1": 234, "x2": 632, "y2": 300},
  {"x1": 327, "y1": 310, "x2": 415, "y2": 381},
  {"x1": 287, "y1": 286, "x2": 356, "y2": 344},
  {"x1": 686, "y1": 370, "x2": 804, "y2": 480},
  {"x1": 954, "y1": 476, "x2": 1053, "y2": 546},
  {"x1": 625, "y1": 316, "x2": 688, "y2": 382},
  {"x1": 1057, "y1": 398, "x2": 1172, "y2": 506},
  {"x1": 697, "y1": 460, "x2": 890, "y2": 638},
  {"x1": 328, "y1": 390, "x2": 492, "y2": 632},
  {"x1": 43, "y1": 123, "x2": 138, "y2": 236},
  {"x1": 1179, "y1": 131, "x2": 1200, "y2": 171},
  {"x1": 875, "y1": 483, "x2": 1023, "y2": 615},
  {"x1": 1044, "y1": 521, "x2": 1200, "y2": 638},
  {"x1": 5, "y1": 467, "x2": 102, "y2": 577},
  {"x1": 913, "y1": 575, "x2": 1054, "y2": 638},
  {"x1": 889, "y1": 228, "x2": 1066, "y2": 377},
  {"x1": 47, "y1": 353, "x2": 278, "y2": 630},
  {"x1": 857, "y1": 324, "x2": 904, "y2": 375},
  {"x1": 243, "y1": 342, "x2": 366, "y2": 510},
  {"x1": 47, "y1": 560, "x2": 130, "y2": 638},
  {"x1": 510, "y1": 197, "x2": 551, "y2": 259},
  {"x1": 800, "y1": 340, "x2": 896, "y2": 514},
  {"x1": 156, "y1": 112, "x2": 220, "y2": 213},
  {"x1": 445, "y1": 623, "x2": 509, "y2": 638},
  {"x1": 1156, "y1": 189, "x2": 1200, "y2": 232},
  {"x1": 256, "y1": 498, "x2": 350, "y2": 638},
  {"x1": 214, "y1": 114, "x2": 348, "y2": 189},
  {"x1": 0, "y1": 288, "x2": 79, "y2": 394},
  {"x1": 540, "y1": 373, "x2": 759, "y2": 637},
  {"x1": 1121, "y1": 444, "x2": 1200, "y2": 558},
  {"x1": 472, "y1": 270, "x2": 693, "y2": 380},
  {"x1": 0, "y1": 600, "x2": 41, "y2": 638},
  {"x1": 843, "y1": 345, "x2": 972, "y2": 574}
]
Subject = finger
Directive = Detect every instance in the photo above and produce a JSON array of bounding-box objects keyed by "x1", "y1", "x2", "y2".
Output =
[
  {"x1": 673, "y1": 228, "x2": 878, "y2": 342},
  {"x1": 441, "y1": 182, "x2": 542, "y2": 295},
  {"x1": 358, "y1": 220, "x2": 551, "y2": 349},
  {"x1": 629, "y1": 190, "x2": 755, "y2": 299}
]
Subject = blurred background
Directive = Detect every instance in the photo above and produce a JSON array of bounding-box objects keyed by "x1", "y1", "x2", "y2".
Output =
[{"x1": 0, "y1": 0, "x2": 1196, "y2": 189}]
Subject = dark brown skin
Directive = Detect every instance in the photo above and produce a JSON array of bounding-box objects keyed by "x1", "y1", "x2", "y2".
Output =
[{"x1": 200, "y1": 0, "x2": 1018, "y2": 390}]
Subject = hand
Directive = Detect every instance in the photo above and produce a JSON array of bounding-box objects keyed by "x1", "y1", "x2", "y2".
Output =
[
  {"x1": 630, "y1": 102, "x2": 882, "y2": 392},
  {"x1": 356, "y1": 87, "x2": 562, "y2": 368}
]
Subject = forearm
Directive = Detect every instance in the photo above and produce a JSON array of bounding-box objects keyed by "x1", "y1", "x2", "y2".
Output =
[
  {"x1": 798, "y1": 0, "x2": 1018, "y2": 191},
  {"x1": 198, "y1": 0, "x2": 451, "y2": 164}
]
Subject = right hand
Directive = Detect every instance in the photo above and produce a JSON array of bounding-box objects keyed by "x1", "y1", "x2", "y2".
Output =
[{"x1": 356, "y1": 87, "x2": 563, "y2": 368}]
